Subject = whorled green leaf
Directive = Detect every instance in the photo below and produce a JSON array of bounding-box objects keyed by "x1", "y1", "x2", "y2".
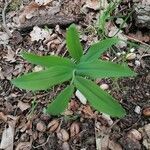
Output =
[
  {"x1": 22, "y1": 52, "x2": 75, "y2": 68},
  {"x1": 11, "y1": 67, "x2": 73, "y2": 91},
  {"x1": 66, "y1": 24, "x2": 83, "y2": 61},
  {"x1": 74, "y1": 76, "x2": 126, "y2": 118},
  {"x1": 76, "y1": 60, "x2": 136, "y2": 78},
  {"x1": 80, "y1": 38, "x2": 119, "y2": 62},
  {"x1": 45, "y1": 85, "x2": 74, "y2": 115}
]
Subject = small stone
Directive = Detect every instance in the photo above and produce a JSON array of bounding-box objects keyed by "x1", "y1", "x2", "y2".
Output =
[
  {"x1": 126, "y1": 53, "x2": 136, "y2": 60},
  {"x1": 134, "y1": 106, "x2": 141, "y2": 114},
  {"x1": 143, "y1": 107, "x2": 150, "y2": 117},
  {"x1": 122, "y1": 51, "x2": 126, "y2": 55},
  {"x1": 57, "y1": 129, "x2": 69, "y2": 141},
  {"x1": 127, "y1": 129, "x2": 142, "y2": 141},
  {"x1": 135, "y1": 60, "x2": 141, "y2": 66},
  {"x1": 47, "y1": 119, "x2": 59, "y2": 132},
  {"x1": 100, "y1": 84, "x2": 109, "y2": 90},
  {"x1": 130, "y1": 48, "x2": 135, "y2": 53},
  {"x1": 70, "y1": 122, "x2": 80, "y2": 137},
  {"x1": 36, "y1": 121, "x2": 46, "y2": 132},
  {"x1": 116, "y1": 52, "x2": 121, "y2": 56},
  {"x1": 75, "y1": 90, "x2": 87, "y2": 104}
]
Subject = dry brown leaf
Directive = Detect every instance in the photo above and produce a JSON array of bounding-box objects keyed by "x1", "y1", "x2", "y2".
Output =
[
  {"x1": 47, "y1": 119, "x2": 59, "y2": 132},
  {"x1": 0, "y1": 32, "x2": 9, "y2": 46},
  {"x1": 80, "y1": 105, "x2": 95, "y2": 118},
  {"x1": 128, "y1": 31, "x2": 150, "y2": 43},
  {"x1": 0, "y1": 112, "x2": 7, "y2": 122},
  {"x1": 57, "y1": 129, "x2": 69, "y2": 141},
  {"x1": 108, "y1": 26, "x2": 127, "y2": 48},
  {"x1": 0, "y1": 123, "x2": 14, "y2": 150},
  {"x1": 30, "y1": 26, "x2": 52, "y2": 42},
  {"x1": 35, "y1": 0, "x2": 52, "y2": 6},
  {"x1": 19, "y1": 2, "x2": 40, "y2": 23},
  {"x1": 108, "y1": 140, "x2": 122, "y2": 150},
  {"x1": 4, "y1": 46, "x2": 16, "y2": 62},
  {"x1": 69, "y1": 100, "x2": 79, "y2": 112},
  {"x1": 84, "y1": 0, "x2": 100, "y2": 10},
  {"x1": 70, "y1": 122, "x2": 80, "y2": 137},
  {"x1": 17, "y1": 101, "x2": 30, "y2": 112},
  {"x1": 97, "y1": 135, "x2": 109, "y2": 150},
  {"x1": 16, "y1": 142, "x2": 32, "y2": 150},
  {"x1": 0, "y1": 67, "x2": 4, "y2": 80}
]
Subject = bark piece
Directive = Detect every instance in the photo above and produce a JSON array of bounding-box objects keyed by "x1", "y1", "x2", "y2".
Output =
[
  {"x1": 134, "y1": 0, "x2": 150, "y2": 29},
  {"x1": 18, "y1": 14, "x2": 81, "y2": 32}
]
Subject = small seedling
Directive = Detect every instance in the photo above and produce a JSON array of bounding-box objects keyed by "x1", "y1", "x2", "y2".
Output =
[
  {"x1": 11, "y1": 24, "x2": 136, "y2": 118},
  {"x1": 27, "y1": 98, "x2": 38, "y2": 119}
]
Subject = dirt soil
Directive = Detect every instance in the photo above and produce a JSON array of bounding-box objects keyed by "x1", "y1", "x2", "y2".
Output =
[{"x1": 0, "y1": 0, "x2": 150, "y2": 150}]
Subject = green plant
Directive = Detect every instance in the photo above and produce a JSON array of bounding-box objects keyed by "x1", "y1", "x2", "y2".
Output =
[{"x1": 11, "y1": 24, "x2": 136, "y2": 118}]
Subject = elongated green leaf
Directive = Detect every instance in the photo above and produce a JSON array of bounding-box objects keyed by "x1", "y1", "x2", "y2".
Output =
[
  {"x1": 66, "y1": 24, "x2": 83, "y2": 61},
  {"x1": 80, "y1": 38, "x2": 119, "y2": 62},
  {"x1": 76, "y1": 60, "x2": 136, "y2": 78},
  {"x1": 46, "y1": 85, "x2": 74, "y2": 115},
  {"x1": 74, "y1": 76, "x2": 126, "y2": 118},
  {"x1": 11, "y1": 67, "x2": 73, "y2": 91},
  {"x1": 22, "y1": 52, "x2": 75, "y2": 68}
]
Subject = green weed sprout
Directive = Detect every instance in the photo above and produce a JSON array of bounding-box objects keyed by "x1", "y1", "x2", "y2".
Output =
[{"x1": 11, "y1": 24, "x2": 136, "y2": 118}]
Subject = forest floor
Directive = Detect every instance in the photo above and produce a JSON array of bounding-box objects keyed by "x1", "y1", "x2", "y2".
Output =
[{"x1": 0, "y1": 0, "x2": 150, "y2": 150}]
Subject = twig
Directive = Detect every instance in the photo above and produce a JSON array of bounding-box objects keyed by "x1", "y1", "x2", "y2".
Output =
[
  {"x1": 32, "y1": 135, "x2": 51, "y2": 149},
  {"x1": 2, "y1": 0, "x2": 12, "y2": 37},
  {"x1": 125, "y1": 35, "x2": 150, "y2": 47}
]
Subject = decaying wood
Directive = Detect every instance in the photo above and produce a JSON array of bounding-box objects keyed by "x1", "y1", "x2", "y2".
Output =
[{"x1": 18, "y1": 15, "x2": 82, "y2": 32}]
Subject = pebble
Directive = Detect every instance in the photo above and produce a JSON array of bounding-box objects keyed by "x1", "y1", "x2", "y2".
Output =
[
  {"x1": 135, "y1": 60, "x2": 141, "y2": 66},
  {"x1": 143, "y1": 107, "x2": 150, "y2": 117},
  {"x1": 134, "y1": 106, "x2": 141, "y2": 114},
  {"x1": 127, "y1": 129, "x2": 142, "y2": 141},
  {"x1": 126, "y1": 53, "x2": 136, "y2": 60},
  {"x1": 130, "y1": 48, "x2": 135, "y2": 53},
  {"x1": 100, "y1": 84, "x2": 109, "y2": 90},
  {"x1": 116, "y1": 52, "x2": 121, "y2": 56},
  {"x1": 36, "y1": 121, "x2": 46, "y2": 132},
  {"x1": 75, "y1": 90, "x2": 87, "y2": 105}
]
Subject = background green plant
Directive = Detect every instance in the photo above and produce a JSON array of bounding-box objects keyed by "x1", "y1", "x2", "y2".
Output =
[{"x1": 11, "y1": 24, "x2": 136, "y2": 118}]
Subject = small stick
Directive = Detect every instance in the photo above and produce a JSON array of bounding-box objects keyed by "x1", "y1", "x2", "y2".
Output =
[
  {"x1": 125, "y1": 35, "x2": 150, "y2": 47},
  {"x1": 2, "y1": 0, "x2": 12, "y2": 37},
  {"x1": 32, "y1": 135, "x2": 51, "y2": 149}
]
